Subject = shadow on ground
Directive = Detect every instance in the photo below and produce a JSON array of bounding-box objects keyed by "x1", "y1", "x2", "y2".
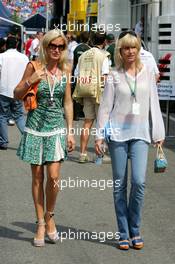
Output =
[{"x1": 0, "y1": 222, "x2": 118, "y2": 248}]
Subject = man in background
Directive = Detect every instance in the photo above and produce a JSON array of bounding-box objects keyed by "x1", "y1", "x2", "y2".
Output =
[
  {"x1": 135, "y1": 17, "x2": 144, "y2": 38},
  {"x1": 0, "y1": 36, "x2": 29, "y2": 150},
  {"x1": 74, "y1": 31, "x2": 110, "y2": 163},
  {"x1": 66, "y1": 33, "x2": 78, "y2": 64},
  {"x1": 29, "y1": 31, "x2": 43, "y2": 60},
  {"x1": 25, "y1": 35, "x2": 34, "y2": 58},
  {"x1": 0, "y1": 38, "x2": 6, "y2": 53},
  {"x1": 140, "y1": 45, "x2": 160, "y2": 82},
  {"x1": 0, "y1": 37, "x2": 15, "y2": 126},
  {"x1": 106, "y1": 33, "x2": 115, "y2": 68},
  {"x1": 72, "y1": 31, "x2": 90, "y2": 120}
]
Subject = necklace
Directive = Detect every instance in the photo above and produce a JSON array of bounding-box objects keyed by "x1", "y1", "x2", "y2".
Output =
[
  {"x1": 45, "y1": 67, "x2": 58, "y2": 107},
  {"x1": 46, "y1": 66, "x2": 58, "y2": 80}
]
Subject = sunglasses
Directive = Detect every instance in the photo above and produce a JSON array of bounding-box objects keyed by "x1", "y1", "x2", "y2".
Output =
[
  {"x1": 118, "y1": 30, "x2": 137, "y2": 40},
  {"x1": 48, "y1": 43, "x2": 65, "y2": 51}
]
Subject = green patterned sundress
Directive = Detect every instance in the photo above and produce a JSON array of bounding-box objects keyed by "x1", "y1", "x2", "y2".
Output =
[{"x1": 17, "y1": 76, "x2": 67, "y2": 165}]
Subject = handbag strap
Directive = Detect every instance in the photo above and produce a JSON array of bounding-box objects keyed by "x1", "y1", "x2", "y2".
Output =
[
  {"x1": 30, "y1": 60, "x2": 42, "y2": 72},
  {"x1": 29, "y1": 61, "x2": 42, "y2": 92},
  {"x1": 156, "y1": 144, "x2": 165, "y2": 159}
]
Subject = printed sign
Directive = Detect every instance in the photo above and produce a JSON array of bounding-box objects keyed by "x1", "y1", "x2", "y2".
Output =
[{"x1": 157, "y1": 83, "x2": 175, "y2": 100}]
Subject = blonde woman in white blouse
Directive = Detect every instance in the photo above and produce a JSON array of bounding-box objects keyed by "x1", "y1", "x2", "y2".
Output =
[{"x1": 95, "y1": 31, "x2": 165, "y2": 250}]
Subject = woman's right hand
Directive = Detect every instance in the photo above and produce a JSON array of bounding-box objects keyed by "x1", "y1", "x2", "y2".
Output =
[
  {"x1": 14, "y1": 63, "x2": 44, "y2": 100},
  {"x1": 153, "y1": 139, "x2": 164, "y2": 148},
  {"x1": 28, "y1": 69, "x2": 45, "y2": 85},
  {"x1": 95, "y1": 139, "x2": 105, "y2": 155}
]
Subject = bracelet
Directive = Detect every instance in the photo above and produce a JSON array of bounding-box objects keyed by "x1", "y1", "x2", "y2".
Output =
[{"x1": 25, "y1": 80, "x2": 31, "y2": 87}]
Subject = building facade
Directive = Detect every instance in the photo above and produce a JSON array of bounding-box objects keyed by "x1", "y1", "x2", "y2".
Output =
[
  {"x1": 98, "y1": 0, "x2": 130, "y2": 35},
  {"x1": 67, "y1": 0, "x2": 88, "y2": 34}
]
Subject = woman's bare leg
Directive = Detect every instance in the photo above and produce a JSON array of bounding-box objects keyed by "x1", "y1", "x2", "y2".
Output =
[
  {"x1": 31, "y1": 164, "x2": 45, "y2": 240},
  {"x1": 45, "y1": 162, "x2": 61, "y2": 233}
]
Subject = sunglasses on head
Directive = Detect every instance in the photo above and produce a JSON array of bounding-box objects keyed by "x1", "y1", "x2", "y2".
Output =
[
  {"x1": 118, "y1": 30, "x2": 137, "y2": 40},
  {"x1": 48, "y1": 43, "x2": 65, "y2": 51}
]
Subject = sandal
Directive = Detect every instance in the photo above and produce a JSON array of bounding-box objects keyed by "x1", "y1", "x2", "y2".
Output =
[
  {"x1": 118, "y1": 240, "x2": 129, "y2": 250},
  {"x1": 33, "y1": 219, "x2": 45, "y2": 247},
  {"x1": 131, "y1": 236, "x2": 144, "y2": 249},
  {"x1": 45, "y1": 211, "x2": 59, "y2": 243}
]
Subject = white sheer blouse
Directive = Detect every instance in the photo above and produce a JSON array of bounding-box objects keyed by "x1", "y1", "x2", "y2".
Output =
[{"x1": 96, "y1": 65, "x2": 165, "y2": 143}]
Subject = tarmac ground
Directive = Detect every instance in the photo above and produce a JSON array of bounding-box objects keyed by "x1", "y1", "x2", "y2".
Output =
[{"x1": 0, "y1": 121, "x2": 175, "y2": 264}]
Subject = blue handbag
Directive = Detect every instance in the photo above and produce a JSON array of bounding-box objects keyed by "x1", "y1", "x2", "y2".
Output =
[{"x1": 154, "y1": 145, "x2": 167, "y2": 173}]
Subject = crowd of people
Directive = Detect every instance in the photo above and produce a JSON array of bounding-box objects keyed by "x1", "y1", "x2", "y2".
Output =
[
  {"x1": 0, "y1": 28, "x2": 165, "y2": 250},
  {"x1": 2, "y1": 0, "x2": 52, "y2": 20}
]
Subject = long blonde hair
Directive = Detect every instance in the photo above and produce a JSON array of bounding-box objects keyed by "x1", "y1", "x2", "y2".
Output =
[
  {"x1": 39, "y1": 29, "x2": 68, "y2": 70},
  {"x1": 115, "y1": 32, "x2": 141, "y2": 70}
]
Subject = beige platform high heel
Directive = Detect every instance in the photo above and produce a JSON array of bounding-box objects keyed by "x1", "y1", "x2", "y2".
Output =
[
  {"x1": 33, "y1": 219, "x2": 45, "y2": 247},
  {"x1": 45, "y1": 211, "x2": 59, "y2": 243}
]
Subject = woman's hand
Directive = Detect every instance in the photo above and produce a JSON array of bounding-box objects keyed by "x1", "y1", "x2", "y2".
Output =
[
  {"x1": 28, "y1": 69, "x2": 45, "y2": 85},
  {"x1": 95, "y1": 139, "x2": 105, "y2": 155},
  {"x1": 153, "y1": 139, "x2": 164, "y2": 147},
  {"x1": 67, "y1": 134, "x2": 75, "y2": 152}
]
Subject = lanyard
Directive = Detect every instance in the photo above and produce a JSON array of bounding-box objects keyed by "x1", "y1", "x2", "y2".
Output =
[
  {"x1": 45, "y1": 68, "x2": 58, "y2": 101},
  {"x1": 124, "y1": 70, "x2": 137, "y2": 101}
]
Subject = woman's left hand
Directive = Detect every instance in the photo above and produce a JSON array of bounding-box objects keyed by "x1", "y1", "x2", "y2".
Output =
[
  {"x1": 95, "y1": 139, "x2": 105, "y2": 155},
  {"x1": 67, "y1": 135, "x2": 75, "y2": 152},
  {"x1": 153, "y1": 139, "x2": 164, "y2": 147}
]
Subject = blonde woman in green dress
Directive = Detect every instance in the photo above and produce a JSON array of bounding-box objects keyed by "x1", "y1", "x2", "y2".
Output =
[{"x1": 14, "y1": 29, "x2": 75, "y2": 247}]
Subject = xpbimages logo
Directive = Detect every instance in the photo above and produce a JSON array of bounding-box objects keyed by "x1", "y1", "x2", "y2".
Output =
[
  {"x1": 54, "y1": 177, "x2": 121, "y2": 191},
  {"x1": 50, "y1": 127, "x2": 120, "y2": 137},
  {"x1": 54, "y1": 22, "x2": 121, "y2": 34},
  {"x1": 58, "y1": 73, "x2": 121, "y2": 86},
  {"x1": 57, "y1": 230, "x2": 120, "y2": 243}
]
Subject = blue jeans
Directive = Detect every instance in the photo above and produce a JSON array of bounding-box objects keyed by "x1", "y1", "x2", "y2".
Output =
[
  {"x1": 0, "y1": 95, "x2": 25, "y2": 147},
  {"x1": 108, "y1": 139, "x2": 149, "y2": 240}
]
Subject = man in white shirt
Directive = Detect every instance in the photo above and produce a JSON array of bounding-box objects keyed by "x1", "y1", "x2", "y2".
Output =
[
  {"x1": 29, "y1": 31, "x2": 43, "y2": 60},
  {"x1": 135, "y1": 17, "x2": 144, "y2": 38},
  {"x1": 140, "y1": 46, "x2": 160, "y2": 82},
  {"x1": 0, "y1": 36, "x2": 29, "y2": 150},
  {"x1": 66, "y1": 33, "x2": 78, "y2": 63}
]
